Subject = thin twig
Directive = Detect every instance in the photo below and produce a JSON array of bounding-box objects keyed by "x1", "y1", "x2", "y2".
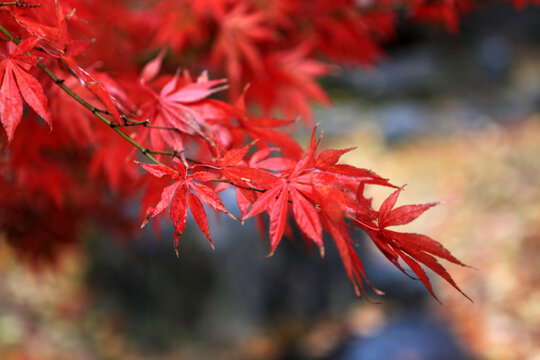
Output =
[{"x1": 0, "y1": 1, "x2": 41, "y2": 7}]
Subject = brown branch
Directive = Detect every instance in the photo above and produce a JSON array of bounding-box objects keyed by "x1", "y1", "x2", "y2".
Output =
[{"x1": 0, "y1": 1, "x2": 41, "y2": 7}]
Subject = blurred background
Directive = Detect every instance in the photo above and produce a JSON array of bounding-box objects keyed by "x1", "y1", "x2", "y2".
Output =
[{"x1": 1, "y1": 2, "x2": 540, "y2": 359}]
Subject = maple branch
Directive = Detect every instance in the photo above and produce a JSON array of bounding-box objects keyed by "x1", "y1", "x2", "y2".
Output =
[
  {"x1": 0, "y1": 24, "x2": 169, "y2": 167},
  {"x1": 147, "y1": 149, "x2": 185, "y2": 158},
  {"x1": 112, "y1": 117, "x2": 182, "y2": 132},
  {"x1": 0, "y1": 1, "x2": 41, "y2": 7},
  {"x1": 97, "y1": 109, "x2": 214, "y2": 146},
  {"x1": 88, "y1": 107, "x2": 185, "y2": 133},
  {"x1": 121, "y1": 116, "x2": 149, "y2": 125}
]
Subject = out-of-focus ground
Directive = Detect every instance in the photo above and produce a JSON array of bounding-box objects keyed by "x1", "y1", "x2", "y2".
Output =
[{"x1": 1, "y1": 3, "x2": 540, "y2": 360}]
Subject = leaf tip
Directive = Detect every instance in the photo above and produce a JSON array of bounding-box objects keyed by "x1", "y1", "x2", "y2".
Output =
[
  {"x1": 374, "y1": 288, "x2": 386, "y2": 296},
  {"x1": 140, "y1": 217, "x2": 149, "y2": 229}
]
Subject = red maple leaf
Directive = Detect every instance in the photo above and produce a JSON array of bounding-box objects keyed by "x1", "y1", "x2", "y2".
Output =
[
  {"x1": 0, "y1": 38, "x2": 52, "y2": 141},
  {"x1": 246, "y1": 45, "x2": 330, "y2": 124},
  {"x1": 203, "y1": 89, "x2": 304, "y2": 159},
  {"x1": 140, "y1": 161, "x2": 234, "y2": 254},
  {"x1": 139, "y1": 54, "x2": 228, "y2": 151},
  {"x1": 242, "y1": 128, "x2": 365, "y2": 256},
  {"x1": 150, "y1": 0, "x2": 208, "y2": 53},
  {"x1": 233, "y1": 90, "x2": 304, "y2": 159},
  {"x1": 216, "y1": 143, "x2": 275, "y2": 191},
  {"x1": 361, "y1": 188, "x2": 471, "y2": 302},
  {"x1": 153, "y1": 73, "x2": 226, "y2": 142},
  {"x1": 210, "y1": 2, "x2": 276, "y2": 91}
]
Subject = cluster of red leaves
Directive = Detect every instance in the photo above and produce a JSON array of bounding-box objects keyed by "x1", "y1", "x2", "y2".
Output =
[{"x1": 1, "y1": 0, "x2": 532, "y2": 298}]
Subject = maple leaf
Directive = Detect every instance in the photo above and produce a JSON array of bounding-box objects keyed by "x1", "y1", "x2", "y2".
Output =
[
  {"x1": 197, "y1": 143, "x2": 278, "y2": 217},
  {"x1": 242, "y1": 128, "x2": 338, "y2": 256},
  {"x1": 30, "y1": 2, "x2": 123, "y2": 124},
  {"x1": 410, "y1": 0, "x2": 475, "y2": 34},
  {"x1": 89, "y1": 139, "x2": 138, "y2": 193},
  {"x1": 310, "y1": 5, "x2": 385, "y2": 65},
  {"x1": 13, "y1": 0, "x2": 87, "y2": 57},
  {"x1": 248, "y1": 147, "x2": 296, "y2": 173},
  {"x1": 139, "y1": 54, "x2": 228, "y2": 151},
  {"x1": 154, "y1": 75, "x2": 225, "y2": 147},
  {"x1": 242, "y1": 127, "x2": 399, "y2": 258},
  {"x1": 150, "y1": 0, "x2": 209, "y2": 53},
  {"x1": 362, "y1": 188, "x2": 471, "y2": 302},
  {"x1": 216, "y1": 143, "x2": 275, "y2": 191},
  {"x1": 11, "y1": 2, "x2": 115, "y2": 126},
  {"x1": 246, "y1": 45, "x2": 330, "y2": 124},
  {"x1": 0, "y1": 38, "x2": 52, "y2": 142},
  {"x1": 315, "y1": 147, "x2": 395, "y2": 188},
  {"x1": 9, "y1": 1, "x2": 63, "y2": 45},
  {"x1": 140, "y1": 161, "x2": 234, "y2": 254},
  {"x1": 235, "y1": 89, "x2": 304, "y2": 159},
  {"x1": 210, "y1": 2, "x2": 276, "y2": 90},
  {"x1": 206, "y1": 89, "x2": 304, "y2": 159}
]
